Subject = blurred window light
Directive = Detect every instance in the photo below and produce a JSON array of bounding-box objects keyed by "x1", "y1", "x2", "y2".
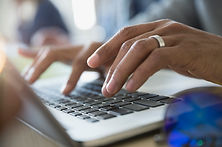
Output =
[{"x1": 72, "y1": 0, "x2": 96, "y2": 30}]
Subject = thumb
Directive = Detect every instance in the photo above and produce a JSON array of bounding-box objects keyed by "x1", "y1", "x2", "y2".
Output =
[{"x1": 18, "y1": 48, "x2": 38, "y2": 58}]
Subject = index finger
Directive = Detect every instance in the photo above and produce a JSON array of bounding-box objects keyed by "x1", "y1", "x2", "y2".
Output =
[{"x1": 87, "y1": 20, "x2": 166, "y2": 68}]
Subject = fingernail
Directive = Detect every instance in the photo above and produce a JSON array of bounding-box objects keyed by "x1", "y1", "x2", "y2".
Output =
[
  {"x1": 126, "y1": 79, "x2": 135, "y2": 92},
  {"x1": 87, "y1": 53, "x2": 99, "y2": 68},
  {"x1": 106, "y1": 79, "x2": 117, "y2": 94},
  {"x1": 24, "y1": 68, "x2": 34, "y2": 81},
  {"x1": 61, "y1": 84, "x2": 72, "y2": 95}
]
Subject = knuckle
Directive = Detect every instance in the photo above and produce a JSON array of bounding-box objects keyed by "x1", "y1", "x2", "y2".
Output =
[
  {"x1": 132, "y1": 40, "x2": 147, "y2": 51},
  {"x1": 120, "y1": 40, "x2": 133, "y2": 52},
  {"x1": 135, "y1": 66, "x2": 147, "y2": 76},
  {"x1": 159, "y1": 18, "x2": 172, "y2": 23},
  {"x1": 90, "y1": 41, "x2": 102, "y2": 48},
  {"x1": 44, "y1": 48, "x2": 54, "y2": 57},
  {"x1": 118, "y1": 26, "x2": 134, "y2": 39},
  {"x1": 151, "y1": 48, "x2": 167, "y2": 61},
  {"x1": 74, "y1": 57, "x2": 85, "y2": 67},
  {"x1": 168, "y1": 21, "x2": 183, "y2": 30}
]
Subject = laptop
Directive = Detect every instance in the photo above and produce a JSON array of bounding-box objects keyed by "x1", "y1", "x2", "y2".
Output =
[{"x1": 4, "y1": 59, "x2": 174, "y2": 146}]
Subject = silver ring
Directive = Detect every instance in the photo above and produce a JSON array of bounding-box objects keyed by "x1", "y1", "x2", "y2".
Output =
[{"x1": 149, "y1": 35, "x2": 165, "y2": 48}]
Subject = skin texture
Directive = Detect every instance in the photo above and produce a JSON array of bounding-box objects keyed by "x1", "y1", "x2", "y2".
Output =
[
  {"x1": 19, "y1": 42, "x2": 106, "y2": 95},
  {"x1": 0, "y1": 64, "x2": 21, "y2": 132},
  {"x1": 21, "y1": 19, "x2": 222, "y2": 98},
  {"x1": 87, "y1": 19, "x2": 222, "y2": 97}
]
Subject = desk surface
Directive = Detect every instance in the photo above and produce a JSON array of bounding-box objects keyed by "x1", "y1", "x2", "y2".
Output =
[{"x1": 0, "y1": 69, "x2": 218, "y2": 147}]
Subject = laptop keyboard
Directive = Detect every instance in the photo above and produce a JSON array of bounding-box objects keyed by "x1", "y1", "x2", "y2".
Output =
[{"x1": 34, "y1": 80, "x2": 174, "y2": 123}]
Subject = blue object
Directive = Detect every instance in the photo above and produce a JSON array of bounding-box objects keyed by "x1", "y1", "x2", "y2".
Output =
[{"x1": 164, "y1": 92, "x2": 222, "y2": 147}]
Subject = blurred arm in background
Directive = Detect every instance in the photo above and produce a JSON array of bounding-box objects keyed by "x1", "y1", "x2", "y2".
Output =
[
  {"x1": 17, "y1": 0, "x2": 70, "y2": 47},
  {"x1": 128, "y1": 0, "x2": 222, "y2": 36}
]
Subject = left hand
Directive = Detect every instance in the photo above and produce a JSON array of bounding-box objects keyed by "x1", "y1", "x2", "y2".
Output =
[{"x1": 87, "y1": 19, "x2": 222, "y2": 97}]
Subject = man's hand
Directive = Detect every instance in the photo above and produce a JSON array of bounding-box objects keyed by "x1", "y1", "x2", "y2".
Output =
[
  {"x1": 87, "y1": 19, "x2": 222, "y2": 97},
  {"x1": 19, "y1": 42, "x2": 104, "y2": 95}
]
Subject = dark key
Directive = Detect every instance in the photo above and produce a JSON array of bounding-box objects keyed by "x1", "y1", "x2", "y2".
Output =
[
  {"x1": 82, "y1": 108, "x2": 98, "y2": 114},
  {"x1": 65, "y1": 102, "x2": 77, "y2": 106},
  {"x1": 123, "y1": 104, "x2": 149, "y2": 111},
  {"x1": 86, "y1": 118, "x2": 99, "y2": 123},
  {"x1": 134, "y1": 99, "x2": 164, "y2": 107},
  {"x1": 77, "y1": 115, "x2": 91, "y2": 120},
  {"x1": 149, "y1": 96, "x2": 170, "y2": 101},
  {"x1": 108, "y1": 106, "x2": 133, "y2": 115},
  {"x1": 84, "y1": 100, "x2": 95, "y2": 104},
  {"x1": 124, "y1": 97, "x2": 141, "y2": 102},
  {"x1": 97, "y1": 114, "x2": 116, "y2": 120},
  {"x1": 69, "y1": 111, "x2": 82, "y2": 116},
  {"x1": 90, "y1": 95, "x2": 104, "y2": 100},
  {"x1": 160, "y1": 98, "x2": 180, "y2": 104},
  {"x1": 114, "y1": 95, "x2": 132, "y2": 100},
  {"x1": 93, "y1": 103, "x2": 110, "y2": 109},
  {"x1": 106, "y1": 99, "x2": 122, "y2": 105},
  {"x1": 113, "y1": 101, "x2": 131, "y2": 107},
  {"x1": 60, "y1": 107, "x2": 68, "y2": 111},
  {"x1": 97, "y1": 98, "x2": 114, "y2": 102},
  {"x1": 139, "y1": 94, "x2": 158, "y2": 99},
  {"x1": 70, "y1": 103, "x2": 84, "y2": 108},
  {"x1": 89, "y1": 101, "x2": 102, "y2": 106},
  {"x1": 74, "y1": 106, "x2": 91, "y2": 111},
  {"x1": 62, "y1": 109, "x2": 75, "y2": 113},
  {"x1": 57, "y1": 99, "x2": 70, "y2": 103},
  {"x1": 100, "y1": 106, "x2": 114, "y2": 111},
  {"x1": 54, "y1": 105, "x2": 61, "y2": 109},
  {"x1": 59, "y1": 100, "x2": 71, "y2": 104},
  {"x1": 88, "y1": 111, "x2": 107, "y2": 117},
  {"x1": 48, "y1": 103, "x2": 56, "y2": 106}
]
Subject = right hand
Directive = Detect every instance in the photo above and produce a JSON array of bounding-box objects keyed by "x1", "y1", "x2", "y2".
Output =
[{"x1": 19, "y1": 42, "x2": 104, "y2": 95}]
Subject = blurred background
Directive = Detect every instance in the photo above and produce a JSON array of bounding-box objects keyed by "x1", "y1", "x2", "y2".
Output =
[
  {"x1": 0, "y1": 0, "x2": 161, "y2": 45},
  {"x1": 0, "y1": 0, "x2": 161, "y2": 73}
]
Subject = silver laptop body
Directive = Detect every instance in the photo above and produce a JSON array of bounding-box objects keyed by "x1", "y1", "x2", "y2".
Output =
[{"x1": 4, "y1": 60, "x2": 167, "y2": 147}]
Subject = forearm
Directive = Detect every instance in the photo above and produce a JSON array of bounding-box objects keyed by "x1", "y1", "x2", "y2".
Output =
[{"x1": 128, "y1": 0, "x2": 200, "y2": 28}]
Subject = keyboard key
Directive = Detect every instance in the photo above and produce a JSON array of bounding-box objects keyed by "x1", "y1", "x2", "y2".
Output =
[
  {"x1": 62, "y1": 109, "x2": 75, "y2": 113},
  {"x1": 82, "y1": 108, "x2": 98, "y2": 114},
  {"x1": 97, "y1": 114, "x2": 116, "y2": 120},
  {"x1": 124, "y1": 97, "x2": 141, "y2": 102},
  {"x1": 149, "y1": 96, "x2": 169, "y2": 101},
  {"x1": 108, "y1": 106, "x2": 133, "y2": 115},
  {"x1": 160, "y1": 98, "x2": 179, "y2": 104},
  {"x1": 100, "y1": 106, "x2": 114, "y2": 111},
  {"x1": 86, "y1": 118, "x2": 99, "y2": 123},
  {"x1": 89, "y1": 101, "x2": 102, "y2": 106},
  {"x1": 69, "y1": 111, "x2": 82, "y2": 116},
  {"x1": 93, "y1": 103, "x2": 110, "y2": 109},
  {"x1": 60, "y1": 107, "x2": 68, "y2": 111},
  {"x1": 84, "y1": 100, "x2": 95, "y2": 104},
  {"x1": 54, "y1": 105, "x2": 61, "y2": 109},
  {"x1": 105, "y1": 99, "x2": 122, "y2": 105},
  {"x1": 113, "y1": 101, "x2": 131, "y2": 107},
  {"x1": 97, "y1": 98, "x2": 113, "y2": 102},
  {"x1": 65, "y1": 102, "x2": 77, "y2": 106},
  {"x1": 74, "y1": 106, "x2": 91, "y2": 111},
  {"x1": 77, "y1": 115, "x2": 91, "y2": 120},
  {"x1": 134, "y1": 99, "x2": 164, "y2": 107},
  {"x1": 88, "y1": 111, "x2": 107, "y2": 117},
  {"x1": 139, "y1": 94, "x2": 158, "y2": 99},
  {"x1": 114, "y1": 95, "x2": 132, "y2": 100},
  {"x1": 70, "y1": 103, "x2": 84, "y2": 108},
  {"x1": 123, "y1": 104, "x2": 149, "y2": 111}
]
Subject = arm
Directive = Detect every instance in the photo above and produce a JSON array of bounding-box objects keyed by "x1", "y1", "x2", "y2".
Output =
[{"x1": 128, "y1": 0, "x2": 200, "y2": 28}]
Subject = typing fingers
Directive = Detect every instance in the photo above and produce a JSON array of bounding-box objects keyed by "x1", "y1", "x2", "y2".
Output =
[
  {"x1": 61, "y1": 62, "x2": 85, "y2": 95},
  {"x1": 87, "y1": 22, "x2": 161, "y2": 68},
  {"x1": 24, "y1": 49, "x2": 56, "y2": 83}
]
